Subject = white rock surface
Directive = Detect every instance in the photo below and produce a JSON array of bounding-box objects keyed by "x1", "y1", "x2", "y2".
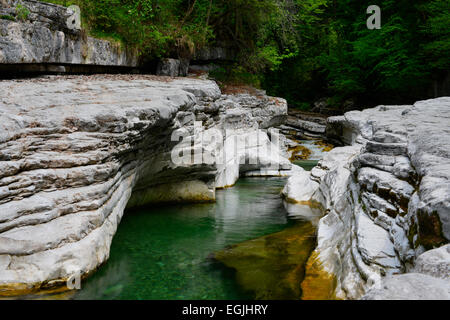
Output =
[
  {"x1": 0, "y1": 75, "x2": 289, "y2": 293},
  {"x1": 281, "y1": 168, "x2": 319, "y2": 203},
  {"x1": 0, "y1": 0, "x2": 137, "y2": 66},
  {"x1": 292, "y1": 97, "x2": 450, "y2": 299},
  {"x1": 413, "y1": 244, "x2": 450, "y2": 279},
  {"x1": 361, "y1": 273, "x2": 450, "y2": 300}
]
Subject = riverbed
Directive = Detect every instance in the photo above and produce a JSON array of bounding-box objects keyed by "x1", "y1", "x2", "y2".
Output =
[{"x1": 72, "y1": 177, "x2": 312, "y2": 300}]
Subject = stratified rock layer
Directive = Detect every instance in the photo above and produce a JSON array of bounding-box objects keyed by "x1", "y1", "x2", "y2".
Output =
[
  {"x1": 284, "y1": 97, "x2": 450, "y2": 299},
  {"x1": 0, "y1": 75, "x2": 290, "y2": 294},
  {"x1": 0, "y1": 0, "x2": 137, "y2": 66}
]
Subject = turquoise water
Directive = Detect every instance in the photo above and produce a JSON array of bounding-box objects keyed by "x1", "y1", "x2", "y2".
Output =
[
  {"x1": 293, "y1": 160, "x2": 319, "y2": 172},
  {"x1": 73, "y1": 177, "x2": 297, "y2": 300}
]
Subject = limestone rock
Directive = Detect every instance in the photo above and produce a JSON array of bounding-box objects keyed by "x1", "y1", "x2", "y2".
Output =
[
  {"x1": 281, "y1": 168, "x2": 319, "y2": 203},
  {"x1": 281, "y1": 168, "x2": 321, "y2": 222},
  {"x1": 362, "y1": 273, "x2": 450, "y2": 300},
  {"x1": 0, "y1": 0, "x2": 137, "y2": 66},
  {"x1": 194, "y1": 47, "x2": 235, "y2": 61},
  {"x1": 286, "y1": 116, "x2": 326, "y2": 135},
  {"x1": 298, "y1": 97, "x2": 450, "y2": 300},
  {"x1": 156, "y1": 58, "x2": 181, "y2": 77},
  {"x1": 413, "y1": 244, "x2": 450, "y2": 279},
  {"x1": 0, "y1": 75, "x2": 289, "y2": 294},
  {"x1": 356, "y1": 213, "x2": 402, "y2": 271}
]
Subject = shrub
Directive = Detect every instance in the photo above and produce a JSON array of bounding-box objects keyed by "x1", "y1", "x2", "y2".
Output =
[
  {"x1": 0, "y1": 15, "x2": 15, "y2": 21},
  {"x1": 16, "y1": 4, "x2": 30, "y2": 22}
]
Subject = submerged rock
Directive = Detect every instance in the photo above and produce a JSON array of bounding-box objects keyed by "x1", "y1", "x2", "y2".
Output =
[
  {"x1": 301, "y1": 251, "x2": 337, "y2": 300},
  {"x1": 288, "y1": 145, "x2": 312, "y2": 161},
  {"x1": 214, "y1": 222, "x2": 316, "y2": 300}
]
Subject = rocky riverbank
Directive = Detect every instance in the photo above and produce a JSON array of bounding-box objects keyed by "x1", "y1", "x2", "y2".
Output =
[
  {"x1": 0, "y1": 74, "x2": 293, "y2": 295},
  {"x1": 284, "y1": 97, "x2": 450, "y2": 299},
  {"x1": 0, "y1": 72, "x2": 448, "y2": 299}
]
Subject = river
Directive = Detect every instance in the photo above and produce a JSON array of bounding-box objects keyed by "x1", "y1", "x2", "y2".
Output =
[{"x1": 72, "y1": 177, "x2": 313, "y2": 300}]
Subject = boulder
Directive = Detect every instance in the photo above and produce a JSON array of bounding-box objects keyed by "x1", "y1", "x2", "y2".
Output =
[
  {"x1": 194, "y1": 47, "x2": 235, "y2": 61},
  {"x1": 156, "y1": 58, "x2": 181, "y2": 77},
  {"x1": 362, "y1": 273, "x2": 450, "y2": 300},
  {"x1": 281, "y1": 168, "x2": 319, "y2": 203},
  {"x1": 413, "y1": 244, "x2": 450, "y2": 279}
]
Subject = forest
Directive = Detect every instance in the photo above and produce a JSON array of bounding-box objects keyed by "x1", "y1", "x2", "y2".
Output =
[{"x1": 46, "y1": 0, "x2": 450, "y2": 112}]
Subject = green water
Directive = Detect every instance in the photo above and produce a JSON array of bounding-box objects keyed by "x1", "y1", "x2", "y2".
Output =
[
  {"x1": 73, "y1": 177, "x2": 299, "y2": 300},
  {"x1": 293, "y1": 160, "x2": 319, "y2": 172}
]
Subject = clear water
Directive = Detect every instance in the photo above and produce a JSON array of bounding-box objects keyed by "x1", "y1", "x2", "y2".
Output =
[
  {"x1": 298, "y1": 140, "x2": 330, "y2": 160},
  {"x1": 292, "y1": 139, "x2": 331, "y2": 171},
  {"x1": 72, "y1": 177, "x2": 300, "y2": 300}
]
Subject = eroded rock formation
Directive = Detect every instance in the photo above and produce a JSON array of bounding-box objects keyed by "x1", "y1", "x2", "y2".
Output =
[
  {"x1": 284, "y1": 97, "x2": 450, "y2": 299},
  {"x1": 0, "y1": 0, "x2": 137, "y2": 67},
  {"x1": 0, "y1": 74, "x2": 291, "y2": 294}
]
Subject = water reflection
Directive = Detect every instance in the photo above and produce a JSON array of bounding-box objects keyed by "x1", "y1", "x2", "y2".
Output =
[{"x1": 283, "y1": 201, "x2": 322, "y2": 226}]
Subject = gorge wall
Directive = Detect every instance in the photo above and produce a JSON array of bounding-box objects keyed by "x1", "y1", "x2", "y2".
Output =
[
  {"x1": 284, "y1": 97, "x2": 450, "y2": 299},
  {"x1": 0, "y1": 1, "x2": 236, "y2": 76},
  {"x1": 0, "y1": 0, "x2": 138, "y2": 69},
  {"x1": 0, "y1": 74, "x2": 292, "y2": 295}
]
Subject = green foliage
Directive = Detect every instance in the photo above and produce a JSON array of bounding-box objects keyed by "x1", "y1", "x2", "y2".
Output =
[
  {"x1": 43, "y1": 0, "x2": 298, "y2": 71},
  {"x1": 16, "y1": 4, "x2": 30, "y2": 21},
  {"x1": 44, "y1": 0, "x2": 216, "y2": 58},
  {"x1": 420, "y1": 0, "x2": 450, "y2": 70},
  {"x1": 0, "y1": 15, "x2": 16, "y2": 21},
  {"x1": 264, "y1": 0, "x2": 450, "y2": 111},
  {"x1": 210, "y1": 63, "x2": 262, "y2": 88},
  {"x1": 40, "y1": 0, "x2": 449, "y2": 110},
  {"x1": 322, "y1": 1, "x2": 431, "y2": 104}
]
